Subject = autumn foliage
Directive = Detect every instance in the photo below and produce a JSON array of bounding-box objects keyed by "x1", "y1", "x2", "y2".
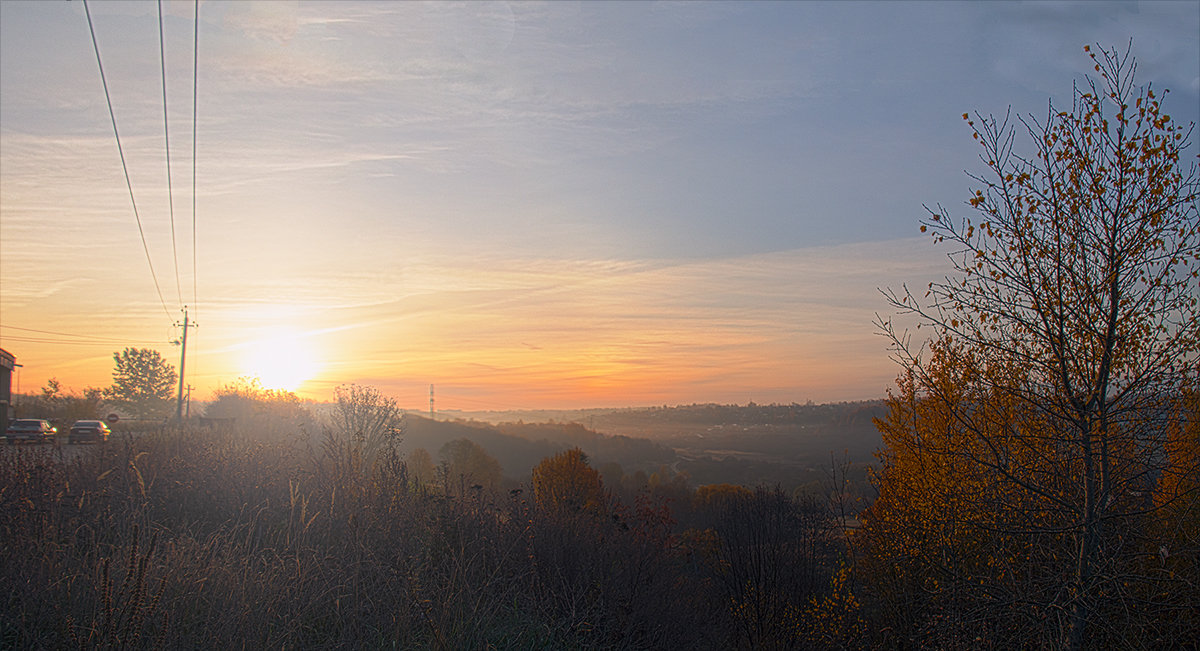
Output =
[
  {"x1": 872, "y1": 44, "x2": 1199, "y2": 648},
  {"x1": 531, "y1": 447, "x2": 606, "y2": 515}
]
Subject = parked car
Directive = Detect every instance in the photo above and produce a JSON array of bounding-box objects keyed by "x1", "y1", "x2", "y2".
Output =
[
  {"x1": 4, "y1": 419, "x2": 57, "y2": 444},
  {"x1": 69, "y1": 420, "x2": 111, "y2": 444}
]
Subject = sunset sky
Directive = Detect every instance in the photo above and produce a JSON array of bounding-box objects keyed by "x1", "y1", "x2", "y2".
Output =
[{"x1": 2, "y1": 1, "x2": 1197, "y2": 410}]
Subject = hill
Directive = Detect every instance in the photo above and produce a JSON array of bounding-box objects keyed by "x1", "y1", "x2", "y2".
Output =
[{"x1": 413, "y1": 401, "x2": 885, "y2": 494}]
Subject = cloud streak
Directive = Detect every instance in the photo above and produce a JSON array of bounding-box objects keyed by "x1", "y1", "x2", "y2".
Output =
[
  {"x1": 2, "y1": 1, "x2": 1196, "y2": 407},
  {"x1": 184, "y1": 238, "x2": 945, "y2": 407}
]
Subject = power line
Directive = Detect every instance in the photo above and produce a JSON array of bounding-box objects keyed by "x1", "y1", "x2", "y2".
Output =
[
  {"x1": 191, "y1": 0, "x2": 199, "y2": 318},
  {"x1": 0, "y1": 335, "x2": 168, "y2": 347},
  {"x1": 83, "y1": 0, "x2": 174, "y2": 325},
  {"x1": 0, "y1": 324, "x2": 170, "y2": 346},
  {"x1": 3, "y1": 325, "x2": 102, "y2": 337},
  {"x1": 0, "y1": 325, "x2": 164, "y2": 343},
  {"x1": 158, "y1": 0, "x2": 183, "y2": 308}
]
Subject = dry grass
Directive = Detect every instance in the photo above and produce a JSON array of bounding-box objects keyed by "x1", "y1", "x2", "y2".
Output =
[{"x1": 0, "y1": 419, "x2": 848, "y2": 649}]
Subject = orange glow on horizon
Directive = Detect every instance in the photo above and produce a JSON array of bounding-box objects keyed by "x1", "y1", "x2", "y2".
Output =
[
  {"x1": 2, "y1": 243, "x2": 939, "y2": 411},
  {"x1": 238, "y1": 329, "x2": 324, "y2": 394}
]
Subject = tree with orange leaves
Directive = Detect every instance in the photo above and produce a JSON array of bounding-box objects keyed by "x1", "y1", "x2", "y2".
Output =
[
  {"x1": 531, "y1": 448, "x2": 607, "y2": 516},
  {"x1": 861, "y1": 339, "x2": 1068, "y2": 644},
  {"x1": 1148, "y1": 384, "x2": 1200, "y2": 639},
  {"x1": 876, "y1": 44, "x2": 1199, "y2": 649}
]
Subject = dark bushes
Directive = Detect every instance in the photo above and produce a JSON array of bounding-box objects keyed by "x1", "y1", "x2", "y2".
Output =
[{"x1": 0, "y1": 421, "x2": 854, "y2": 649}]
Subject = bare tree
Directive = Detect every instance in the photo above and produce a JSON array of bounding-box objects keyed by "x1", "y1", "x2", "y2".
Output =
[{"x1": 327, "y1": 383, "x2": 404, "y2": 474}]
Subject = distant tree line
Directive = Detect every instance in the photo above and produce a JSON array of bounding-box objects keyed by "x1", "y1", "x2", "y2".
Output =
[{"x1": 16, "y1": 346, "x2": 179, "y2": 424}]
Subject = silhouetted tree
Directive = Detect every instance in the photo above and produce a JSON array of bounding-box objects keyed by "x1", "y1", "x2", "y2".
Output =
[
  {"x1": 329, "y1": 383, "x2": 404, "y2": 473},
  {"x1": 105, "y1": 347, "x2": 176, "y2": 419},
  {"x1": 205, "y1": 377, "x2": 311, "y2": 424},
  {"x1": 703, "y1": 486, "x2": 835, "y2": 649},
  {"x1": 439, "y1": 438, "x2": 502, "y2": 494},
  {"x1": 407, "y1": 447, "x2": 436, "y2": 488},
  {"x1": 23, "y1": 378, "x2": 105, "y2": 425}
]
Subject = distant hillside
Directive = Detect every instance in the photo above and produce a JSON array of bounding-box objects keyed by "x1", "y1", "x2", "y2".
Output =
[
  {"x1": 399, "y1": 415, "x2": 676, "y2": 482},
  {"x1": 413, "y1": 401, "x2": 886, "y2": 495},
  {"x1": 589, "y1": 401, "x2": 886, "y2": 494},
  {"x1": 494, "y1": 421, "x2": 675, "y2": 470},
  {"x1": 444, "y1": 400, "x2": 884, "y2": 437}
]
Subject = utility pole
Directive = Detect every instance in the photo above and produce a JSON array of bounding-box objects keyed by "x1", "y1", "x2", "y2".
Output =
[
  {"x1": 429, "y1": 384, "x2": 435, "y2": 419},
  {"x1": 185, "y1": 384, "x2": 194, "y2": 418},
  {"x1": 175, "y1": 308, "x2": 197, "y2": 421}
]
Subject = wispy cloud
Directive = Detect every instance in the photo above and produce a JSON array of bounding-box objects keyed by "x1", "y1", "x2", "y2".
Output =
[{"x1": 181, "y1": 238, "x2": 944, "y2": 406}]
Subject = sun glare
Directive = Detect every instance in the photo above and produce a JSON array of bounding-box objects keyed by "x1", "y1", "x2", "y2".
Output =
[{"x1": 241, "y1": 331, "x2": 321, "y2": 392}]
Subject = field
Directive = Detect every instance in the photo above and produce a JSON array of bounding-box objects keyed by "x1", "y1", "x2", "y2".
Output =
[{"x1": 0, "y1": 415, "x2": 862, "y2": 649}]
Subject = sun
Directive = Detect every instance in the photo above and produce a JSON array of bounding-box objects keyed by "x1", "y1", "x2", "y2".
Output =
[{"x1": 241, "y1": 330, "x2": 321, "y2": 392}]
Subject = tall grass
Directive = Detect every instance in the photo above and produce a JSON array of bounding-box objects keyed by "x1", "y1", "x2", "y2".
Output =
[{"x1": 0, "y1": 419, "x2": 848, "y2": 649}]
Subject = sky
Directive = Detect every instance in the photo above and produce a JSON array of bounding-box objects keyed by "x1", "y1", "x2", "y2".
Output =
[{"x1": 1, "y1": 1, "x2": 1198, "y2": 411}]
